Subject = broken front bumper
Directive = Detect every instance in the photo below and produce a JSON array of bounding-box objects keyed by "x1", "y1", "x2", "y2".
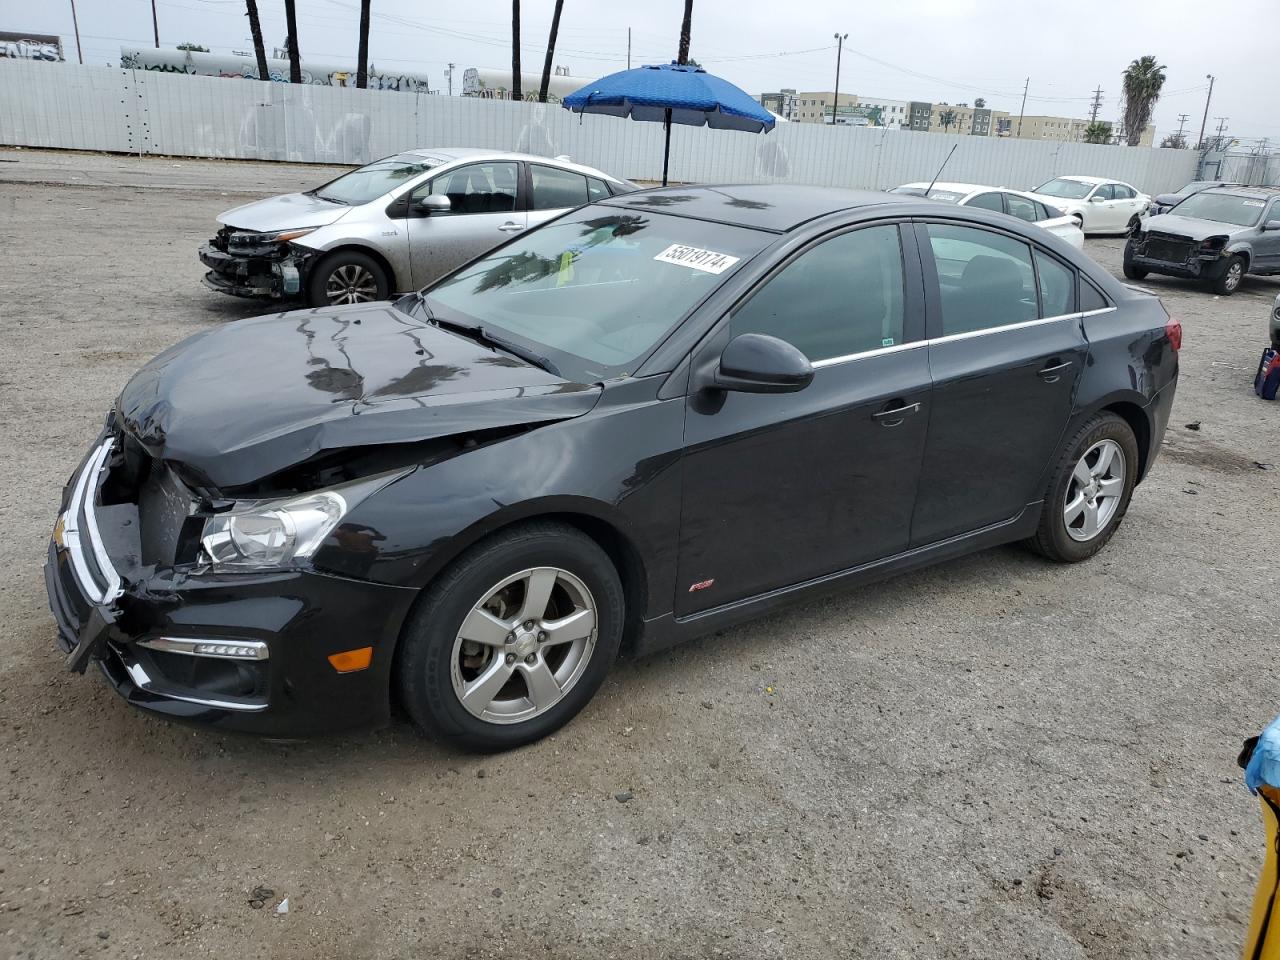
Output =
[
  {"x1": 44, "y1": 432, "x2": 419, "y2": 736},
  {"x1": 198, "y1": 242, "x2": 312, "y2": 300},
  {"x1": 1125, "y1": 237, "x2": 1232, "y2": 281}
]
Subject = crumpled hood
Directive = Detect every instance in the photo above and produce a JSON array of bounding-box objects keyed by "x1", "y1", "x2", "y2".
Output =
[
  {"x1": 116, "y1": 303, "x2": 601, "y2": 489},
  {"x1": 217, "y1": 193, "x2": 352, "y2": 233},
  {"x1": 1142, "y1": 213, "x2": 1243, "y2": 241}
]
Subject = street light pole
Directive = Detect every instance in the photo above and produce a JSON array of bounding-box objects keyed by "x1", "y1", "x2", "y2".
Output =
[
  {"x1": 1197, "y1": 74, "x2": 1215, "y2": 149},
  {"x1": 831, "y1": 32, "x2": 847, "y2": 126},
  {"x1": 68, "y1": 0, "x2": 83, "y2": 63}
]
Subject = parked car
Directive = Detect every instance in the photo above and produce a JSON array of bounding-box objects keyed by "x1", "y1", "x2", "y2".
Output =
[
  {"x1": 1124, "y1": 186, "x2": 1280, "y2": 295},
  {"x1": 50, "y1": 184, "x2": 1179, "y2": 750},
  {"x1": 1025, "y1": 176, "x2": 1151, "y2": 234},
  {"x1": 199, "y1": 148, "x2": 635, "y2": 307},
  {"x1": 1149, "y1": 179, "x2": 1244, "y2": 217},
  {"x1": 889, "y1": 181, "x2": 1084, "y2": 249},
  {"x1": 1271, "y1": 293, "x2": 1280, "y2": 348}
]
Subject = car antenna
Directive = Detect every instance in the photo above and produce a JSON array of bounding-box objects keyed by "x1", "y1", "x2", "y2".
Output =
[{"x1": 926, "y1": 145, "x2": 959, "y2": 196}]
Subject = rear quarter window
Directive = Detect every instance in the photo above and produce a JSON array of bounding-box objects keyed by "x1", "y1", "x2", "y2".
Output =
[{"x1": 1080, "y1": 278, "x2": 1109, "y2": 312}]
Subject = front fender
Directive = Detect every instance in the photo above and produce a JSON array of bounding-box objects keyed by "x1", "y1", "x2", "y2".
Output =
[{"x1": 295, "y1": 219, "x2": 410, "y2": 290}]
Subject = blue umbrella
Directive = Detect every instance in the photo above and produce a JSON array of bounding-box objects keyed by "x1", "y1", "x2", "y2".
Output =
[{"x1": 563, "y1": 61, "x2": 776, "y2": 187}]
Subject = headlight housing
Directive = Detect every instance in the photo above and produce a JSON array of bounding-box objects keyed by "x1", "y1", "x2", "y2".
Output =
[
  {"x1": 227, "y1": 227, "x2": 318, "y2": 252},
  {"x1": 199, "y1": 470, "x2": 408, "y2": 572}
]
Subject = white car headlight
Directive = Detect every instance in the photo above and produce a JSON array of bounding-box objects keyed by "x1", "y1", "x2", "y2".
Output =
[{"x1": 199, "y1": 470, "x2": 408, "y2": 571}]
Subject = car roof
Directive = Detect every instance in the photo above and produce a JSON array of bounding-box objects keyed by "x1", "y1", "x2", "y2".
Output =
[
  {"x1": 1202, "y1": 185, "x2": 1280, "y2": 199},
  {"x1": 1052, "y1": 175, "x2": 1112, "y2": 185},
  {"x1": 397, "y1": 147, "x2": 628, "y2": 184},
  {"x1": 600, "y1": 184, "x2": 916, "y2": 232}
]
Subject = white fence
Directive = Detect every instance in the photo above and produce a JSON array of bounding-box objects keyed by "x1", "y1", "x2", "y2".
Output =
[{"x1": 0, "y1": 60, "x2": 1201, "y2": 195}]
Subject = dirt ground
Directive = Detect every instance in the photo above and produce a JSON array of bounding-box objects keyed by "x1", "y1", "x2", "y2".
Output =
[{"x1": 1, "y1": 147, "x2": 1279, "y2": 960}]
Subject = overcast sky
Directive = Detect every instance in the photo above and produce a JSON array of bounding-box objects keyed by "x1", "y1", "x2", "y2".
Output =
[{"x1": 7, "y1": 0, "x2": 1277, "y2": 143}]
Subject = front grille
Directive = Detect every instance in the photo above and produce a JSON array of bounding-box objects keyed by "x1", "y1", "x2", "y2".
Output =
[
  {"x1": 62, "y1": 439, "x2": 123, "y2": 604},
  {"x1": 1143, "y1": 233, "x2": 1194, "y2": 264},
  {"x1": 213, "y1": 225, "x2": 233, "y2": 252}
]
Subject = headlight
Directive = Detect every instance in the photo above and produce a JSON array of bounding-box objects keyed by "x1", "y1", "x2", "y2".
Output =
[
  {"x1": 228, "y1": 227, "x2": 318, "y2": 248},
  {"x1": 199, "y1": 470, "x2": 408, "y2": 572}
]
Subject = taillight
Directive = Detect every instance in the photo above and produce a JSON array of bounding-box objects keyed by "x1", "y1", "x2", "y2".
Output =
[{"x1": 1165, "y1": 318, "x2": 1182, "y2": 352}]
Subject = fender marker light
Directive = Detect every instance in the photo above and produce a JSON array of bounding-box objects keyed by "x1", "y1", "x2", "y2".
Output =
[{"x1": 328, "y1": 647, "x2": 373, "y2": 673}]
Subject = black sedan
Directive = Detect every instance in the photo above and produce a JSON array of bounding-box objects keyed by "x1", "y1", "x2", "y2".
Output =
[{"x1": 46, "y1": 185, "x2": 1180, "y2": 751}]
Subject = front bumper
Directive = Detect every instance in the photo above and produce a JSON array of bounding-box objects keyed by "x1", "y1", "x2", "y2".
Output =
[
  {"x1": 199, "y1": 241, "x2": 312, "y2": 300},
  {"x1": 44, "y1": 435, "x2": 420, "y2": 737},
  {"x1": 1125, "y1": 237, "x2": 1232, "y2": 281}
]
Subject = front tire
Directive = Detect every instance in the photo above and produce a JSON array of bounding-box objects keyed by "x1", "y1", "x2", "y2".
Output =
[
  {"x1": 1122, "y1": 240, "x2": 1148, "y2": 280},
  {"x1": 1211, "y1": 255, "x2": 1245, "y2": 296},
  {"x1": 306, "y1": 250, "x2": 390, "y2": 307},
  {"x1": 1027, "y1": 412, "x2": 1139, "y2": 563},
  {"x1": 397, "y1": 522, "x2": 625, "y2": 752}
]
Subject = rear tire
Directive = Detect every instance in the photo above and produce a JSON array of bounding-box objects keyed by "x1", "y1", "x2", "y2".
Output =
[
  {"x1": 1026, "y1": 412, "x2": 1139, "y2": 563},
  {"x1": 1211, "y1": 255, "x2": 1245, "y2": 296},
  {"x1": 396, "y1": 522, "x2": 624, "y2": 752},
  {"x1": 306, "y1": 250, "x2": 390, "y2": 307}
]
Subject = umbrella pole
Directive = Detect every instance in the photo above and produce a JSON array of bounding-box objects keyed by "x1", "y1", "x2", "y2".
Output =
[{"x1": 662, "y1": 108, "x2": 672, "y2": 187}]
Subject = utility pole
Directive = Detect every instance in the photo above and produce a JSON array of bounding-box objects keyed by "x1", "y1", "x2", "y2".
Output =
[
  {"x1": 68, "y1": 0, "x2": 83, "y2": 63},
  {"x1": 1089, "y1": 86, "x2": 1103, "y2": 122},
  {"x1": 1175, "y1": 113, "x2": 1189, "y2": 138},
  {"x1": 831, "y1": 32, "x2": 847, "y2": 126},
  {"x1": 627, "y1": 28, "x2": 631, "y2": 69},
  {"x1": 1214, "y1": 116, "x2": 1229, "y2": 150},
  {"x1": 1197, "y1": 74, "x2": 1215, "y2": 149},
  {"x1": 1016, "y1": 77, "x2": 1029, "y2": 137},
  {"x1": 446, "y1": 63, "x2": 454, "y2": 96},
  {"x1": 150, "y1": 0, "x2": 160, "y2": 47}
]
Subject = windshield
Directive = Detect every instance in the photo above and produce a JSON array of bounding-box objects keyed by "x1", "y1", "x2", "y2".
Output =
[
  {"x1": 1169, "y1": 192, "x2": 1268, "y2": 226},
  {"x1": 311, "y1": 153, "x2": 437, "y2": 205},
  {"x1": 1034, "y1": 178, "x2": 1095, "y2": 200},
  {"x1": 425, "y1": 208, "x2": 771, "y2": 382}
]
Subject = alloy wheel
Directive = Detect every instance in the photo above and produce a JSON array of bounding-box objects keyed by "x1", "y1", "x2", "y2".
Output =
[
  {"x1": 1063, "y1": 439, "x2": 1126, "y2": 542},
  {"x1": 450, "y1": 567, "x2": 598, "y2": 724},
  {"x1": 325, "y1": 264, "x2": 379, "y2": 304},
  {"x1": 1224, "y1": 261, "x2": 1243, "y2": 292}
]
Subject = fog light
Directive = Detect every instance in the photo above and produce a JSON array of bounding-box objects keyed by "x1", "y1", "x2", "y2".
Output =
[{"x1": 138, "y1": 637, "x2": 269, "y2": 660}]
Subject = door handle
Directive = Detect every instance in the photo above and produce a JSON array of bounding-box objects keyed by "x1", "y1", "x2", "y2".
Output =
[
  {"x1": 498, "y1": 222, "x2": 525, "y2": 232},
  {"x1": 1037, "y1": 359, "x2": 1074, "y2": 382},
  {"x1": 871, "y1": 401, "x2": 921, "y2": 426}
]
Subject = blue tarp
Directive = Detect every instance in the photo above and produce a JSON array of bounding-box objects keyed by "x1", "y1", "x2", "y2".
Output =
[{"x1": 563, "y1": 62, "x2": 775, "y2": 134}]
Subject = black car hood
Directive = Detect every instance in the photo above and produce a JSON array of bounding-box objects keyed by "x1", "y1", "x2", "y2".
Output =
[
  {"x1": 1143, "y1": 213, "x2": 1243, "y2": 241},
  {"x1": 116, "y1": 303, "x2": 601, "y2": 489}
]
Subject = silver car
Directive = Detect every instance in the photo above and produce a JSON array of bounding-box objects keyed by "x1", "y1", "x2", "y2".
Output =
[{"x1": 199, "y1": 148, "x2": 635, "y2": 307}]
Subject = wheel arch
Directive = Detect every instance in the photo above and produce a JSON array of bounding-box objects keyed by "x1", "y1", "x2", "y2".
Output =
[
  {"x1": 309, "y1": 242, "x2": 403, "y2": 291},
  {"x1": 1068, "y1": 394, "x2": 1153, "y2": 483}
]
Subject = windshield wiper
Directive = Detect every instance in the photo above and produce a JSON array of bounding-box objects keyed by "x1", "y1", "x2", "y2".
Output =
[
  {"x1": 430, "y1": 314, "x2": 561, "y2": 377},
  {"x1": 307, "y1": 191, "x2": 348, "y2": 205}
]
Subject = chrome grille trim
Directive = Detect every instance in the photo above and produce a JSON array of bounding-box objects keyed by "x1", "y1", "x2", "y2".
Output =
[{"x1": 62, "y1": 439, "x2": 122, "y2": 605}]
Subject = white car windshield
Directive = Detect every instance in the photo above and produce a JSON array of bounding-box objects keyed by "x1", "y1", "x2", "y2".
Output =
[
  {"x1": 425, "y1": 208, "x2": 770, "y2": 382},
  {"x1": 1170, "y1": 192, "x2": 1268, "y2": 227},
  {"x1": 311, "y1": 154, "x2": 437, "y2": 205},
  {"x1": 1034, "y1": 179, "x2": 1094, "y2": 200}
]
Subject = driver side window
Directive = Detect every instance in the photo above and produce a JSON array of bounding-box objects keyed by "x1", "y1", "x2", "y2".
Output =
[
  {"x1": 414, "y1": 161, "x2": 519, "y2": 215},
  {"x1": 1092, "y1": 184, "x2": 1115, "y2": 201}
]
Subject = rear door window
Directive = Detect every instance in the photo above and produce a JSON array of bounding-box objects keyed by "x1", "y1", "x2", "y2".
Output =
[
  {"x1": 967, "y1": 192, "x2": 1004, "y2": 212},
  {"x1": 531, "y1": 165, "x2": 591, "y2": 210},
  {"x1": 587, "y1": 177, "x2": 611, "y2": 201},
  {"x1": 925, "y1": 224, "x2": 1038, "y2": 335},
  {"x1": 1080, "y1": 278, "x2": 1109, "y2": 311},
  {"x1": 1113, "y1": 184, "x2": 1135, "y2": 200},
  {"x1": 1004, "y1": 194, "x2": 1040, "y2": 223}
]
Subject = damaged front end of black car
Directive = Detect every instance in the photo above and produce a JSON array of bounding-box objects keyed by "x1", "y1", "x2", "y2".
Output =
[
  {"x1": 44, "y1": 301, "x2": 602, "y2": 736},
  {"x1": 199, "y1": 226, "x2": 319, "y2": 299}
]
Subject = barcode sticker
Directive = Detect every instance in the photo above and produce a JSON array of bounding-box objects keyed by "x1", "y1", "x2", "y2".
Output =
[
  {"x1": 653, "y1": 244, "x2": 741, "y2": 275},
  {"x1": 1243, "y1": 200, "x2": 1265, "y2": 207}
]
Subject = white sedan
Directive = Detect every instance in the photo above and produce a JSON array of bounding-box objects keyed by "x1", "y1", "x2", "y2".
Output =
[
  {"x1": 1024, "y1": 175, "x2": 1151, "y2": 235},
  {"x1": 889, "y1": 181, "x2": 1085, "y2": 249}
]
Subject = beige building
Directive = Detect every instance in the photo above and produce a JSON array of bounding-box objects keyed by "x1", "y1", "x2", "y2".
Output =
[
  {"x1": 927, "y1": 103, "x2": 1011, "y2": 136},
  {"x1": 786, "y1": 91, "x2": 859, "y2": 123},
  {"x1": 1011, "y1": 115, "x2": 1156, "y2": 147}
]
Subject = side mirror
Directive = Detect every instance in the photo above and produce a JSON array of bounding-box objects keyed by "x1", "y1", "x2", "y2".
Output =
[
  {"x1": 414, "y1": 194, "x2": 451, "y2": 215},
  {"x1": 1154, "y1": 193, "x2": 1179, "y2": 207},
  {"x1": 1089, "y1": 194, "x2": 1107, "y2": 203},
  {"x1": 712, "y1": 333, "x2": 813, "y2": 394},
  {"x1": 1265, "y1": 220, "x2": 1280, "y2": 232}
]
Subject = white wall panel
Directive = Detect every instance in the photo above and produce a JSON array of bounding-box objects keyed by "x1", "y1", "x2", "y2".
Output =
[{"x1": 0, "y1": 60, "x2": 1200, "y2": 195}]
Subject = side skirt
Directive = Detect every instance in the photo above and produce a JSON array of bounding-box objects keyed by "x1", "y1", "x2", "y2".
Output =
[{"x1": 630, "y1": 503, "x2": 1042, "y2": 658}]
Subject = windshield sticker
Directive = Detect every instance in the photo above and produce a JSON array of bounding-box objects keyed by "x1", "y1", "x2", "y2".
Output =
[
  {"x1": 1242, "y1": 200, "x2": 1265, "y2": 207},
  {"x1": 653, "y1": 244, "x2": 741, "y2": 275}
]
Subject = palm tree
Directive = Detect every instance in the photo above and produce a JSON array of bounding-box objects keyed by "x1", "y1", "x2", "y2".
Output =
[
  {"x1": 511, "y1": 0, "x2": 522, "y2": 100},
  {"x1": 283, "y1": 0, "x2": 301, "y2": 83},
  {"x1": 939, "y1": 109, "x2": 956, "y2": 133},
  {"x1": 538, "y1": 0, "x2": 565, "y2": 103},
  {"x1": 677, "y1": 0, "x2": 693, "y2": 64},
  {"x1": 1121, "y1": 55, "x2": 1166, "y2": 146},
  {"x1": 974, "y1": 97, "x2": 986, "y2": 109},
  {"x1": 244, "y1": 0, "x2": 269, "y2": 82},
  {"x1": 355, "y1": 0, "x2": 371, "y2": 88},
  {"x1": 1083, "y1": 120, "x2": 1112, "y2": 144}
]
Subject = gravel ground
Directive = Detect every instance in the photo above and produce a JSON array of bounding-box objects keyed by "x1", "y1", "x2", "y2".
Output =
[{"x1": 2, "y1": 148, "x2": 1279, "y2": 960}]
